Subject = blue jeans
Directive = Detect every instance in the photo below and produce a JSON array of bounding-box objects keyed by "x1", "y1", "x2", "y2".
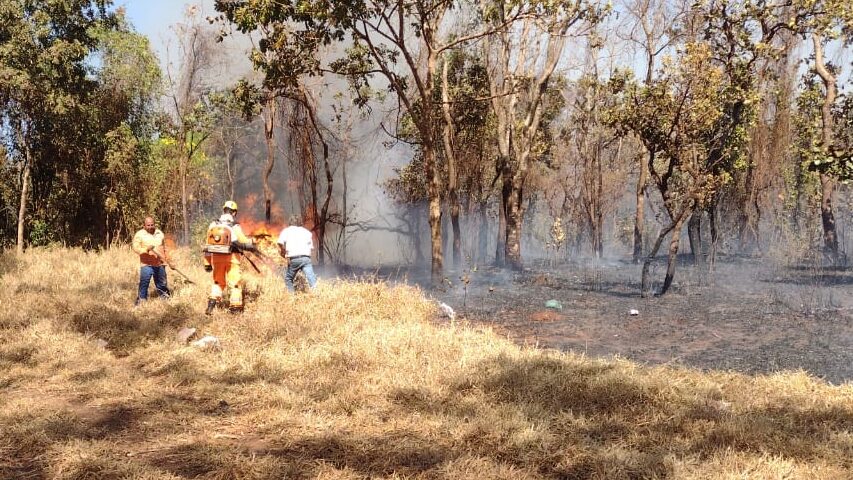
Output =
[
  {"x1": 137, "y1": 265, "x2": 170, "y2": 304},
  {"x1": 284, "y1": 256, "x2": 317, "y2": 292}
]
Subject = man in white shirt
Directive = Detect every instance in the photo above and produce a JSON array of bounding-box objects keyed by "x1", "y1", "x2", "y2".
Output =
[{"x1": 277, "y1": 214, "x2": 318, "y2": 292}]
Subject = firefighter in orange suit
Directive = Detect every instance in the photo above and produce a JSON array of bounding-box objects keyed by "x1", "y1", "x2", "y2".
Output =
[{"x1": 203, "y1": 201, "x2": 256, "y2": 314}]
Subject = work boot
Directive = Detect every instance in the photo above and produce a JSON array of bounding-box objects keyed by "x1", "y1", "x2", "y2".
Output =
[
  {"x1": 205, "y1": 298, "x2": 217, "y2": 315},
  {"x1": 228, "y1": 305, "x2": 243, "y2": 314}
]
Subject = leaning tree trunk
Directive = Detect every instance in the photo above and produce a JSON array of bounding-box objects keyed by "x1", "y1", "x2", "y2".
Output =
[
  {"x1": 641, "y1": 206, "x2": 691, "y2": 297},
  {"x1": 16, "y1": 146, "x2": 31, "y2": 255},
  {"x1": 658, "y1": 216, "x2": 688, "y2": 296},
  {"x1": 813, "y1": 33, "x2": 839, "y2": 259}
]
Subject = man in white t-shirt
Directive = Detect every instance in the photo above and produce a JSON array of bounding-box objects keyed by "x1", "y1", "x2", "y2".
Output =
[{"x1": 277, "y1": 214, "x2": 318, "y2": 292}]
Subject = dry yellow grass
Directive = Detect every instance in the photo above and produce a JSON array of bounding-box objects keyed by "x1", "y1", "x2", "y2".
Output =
[{"x1": 1, "y1": 247, "x2": 851, "y2": 479}]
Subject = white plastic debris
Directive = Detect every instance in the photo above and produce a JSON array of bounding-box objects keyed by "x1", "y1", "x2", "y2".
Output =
[
  {"x1": 191, "y1": 335, "x2": 221, "y2": 350},
  {"x1": 629, "y1": 309, "x2": 640, "y2": 316},
  {"x1": 437, "y1": 302, "x2": 456, "y2": 321}
]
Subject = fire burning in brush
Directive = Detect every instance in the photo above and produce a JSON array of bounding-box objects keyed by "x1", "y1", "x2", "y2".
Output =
[
  {"x1": 249, "y1": 229, "x2": 286, "y2": 267},
  {"x1": 231, "y1": 194, "x2": 288, "y2": 267}
]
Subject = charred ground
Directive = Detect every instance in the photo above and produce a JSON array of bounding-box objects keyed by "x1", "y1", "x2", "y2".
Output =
[{"x1": 347, "y1": 255, "x2": 853, "y2": 385}]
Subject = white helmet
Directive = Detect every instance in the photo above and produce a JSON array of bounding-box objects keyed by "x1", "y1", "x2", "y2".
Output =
[{"x1": 218, "y1": 213, "x2": 234, "y2": 226}]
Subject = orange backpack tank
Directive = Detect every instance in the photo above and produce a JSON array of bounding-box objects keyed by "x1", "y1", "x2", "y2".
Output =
[{"x1": 205, "y1": 224, "x2": 233, "y2": 254}]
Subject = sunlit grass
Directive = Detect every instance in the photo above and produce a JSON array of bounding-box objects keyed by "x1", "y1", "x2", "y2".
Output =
[{"x1": 1, "y1": 247, "x2": 851, "y2": 479}]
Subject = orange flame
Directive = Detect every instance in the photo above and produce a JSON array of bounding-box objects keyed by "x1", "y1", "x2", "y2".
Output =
[{"x1": 233, "y1": 194, "x2": 286, "y2": 238}]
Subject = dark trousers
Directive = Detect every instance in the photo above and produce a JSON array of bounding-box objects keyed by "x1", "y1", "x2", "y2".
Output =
[{"x1": 137, "y1": 265, "x2": 170, "y2": 304}]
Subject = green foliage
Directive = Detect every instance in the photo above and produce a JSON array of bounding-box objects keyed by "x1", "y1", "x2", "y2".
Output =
[
  {"x1": 797, "y1": 78, "x2": 853, "y2": 183},
  {"x1": 387, "y1": 50, "x2": 500, "y2": 205},
  {"x1": 0, "y1": 0, "x2": 113, "y2": 246},
  {"x1": 0, "y1": 1, "x2": 172, "y2": 247},
  {"x1": 231, "y1": 79, "x2": 264, "y2": 120},
  {"x1": 609, "y1": 43, "x2": 748, "y2": 214},
  {"x1": 28, "y1": 219, "x2": 55, "y2": 246},
  {"x1": 384, "y1": 155, "x2": 430, "y2": 204},
  {"x1": 213, "y1": 0, "x2": 342, "y2": 96}
]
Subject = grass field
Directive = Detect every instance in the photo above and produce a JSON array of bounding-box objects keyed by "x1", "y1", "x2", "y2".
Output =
[{"x1": 1, "y1": 247, "x2": 851, "y2": 479}]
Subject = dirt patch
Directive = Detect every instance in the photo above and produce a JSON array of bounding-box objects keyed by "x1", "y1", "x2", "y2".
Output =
[{"x1": 528, "y1": 310, "x2": 566, "y2": 322}]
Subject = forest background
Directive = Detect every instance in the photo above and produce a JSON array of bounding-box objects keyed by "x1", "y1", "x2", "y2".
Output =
[{"x1": 1, "y1": 0, "x2": 852, "y2": 295}]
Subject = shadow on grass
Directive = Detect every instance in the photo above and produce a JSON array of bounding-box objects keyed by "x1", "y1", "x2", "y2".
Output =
[
  {"x1": 149, "y1": 430, "x2": 452, "y2": 479},
  {"x1": 6, "y1": 351, "x2": 850, "y2": 478},
  {"x1": 389, "y1": 355, "x2": 853, "y2": 477},
  {"x1": 70, "y1": 303, "x2": 194, "y2": 355},
  {"x1": 0, "y1": 344, "x2": 38, "y2": 367},
  {"x1": 688, "y1": 403, "x2": 853, "y2": 459},
  {"x1": 0, "y1": 405, "x2": 142, "y2": 479},
  {"x1": 78, "y1": 280, "x2": 137, "y2": 294},
  {"x1": 13, "y1": 282, "x2": 54, "y2": 295},
  {"x1": 0, "y1": 251, "x2": 19, "y2": 277}
]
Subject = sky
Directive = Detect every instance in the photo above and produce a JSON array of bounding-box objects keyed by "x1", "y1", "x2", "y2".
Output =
[{"x1": 118, "y1": 0, "x2": 212, "y2": 65}]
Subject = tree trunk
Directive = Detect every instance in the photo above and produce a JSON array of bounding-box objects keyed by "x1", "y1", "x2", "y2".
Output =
[
  {"x1": 319, "y1": 141, "x2": 332, "y2": 267},
  {"x1": 659, "y1": 215, "x2": 687, "y2": 296},
  {"x1": 633, "y1": 153, "x2": 648, "y2": 262},
  {"x1": 225, "y1": 144, "x2": 235, "y2": 200},
  {"x1": 641, "y1": 207, "x2": 690, "y2": 297},
  {"x1": 478, "y1": 201, "x2": 489, "y2": 264},
  {"x1": 263, "y1": 96, "x2": 277, "y2": 223},
  {"x1": 341, "y1": 143, "x2": 348, "y2": 265},
  {"x1": 812, "y1": 33, "x2": 839, "y2": 259},
  {"x1": 450, "y1": 196, "x2": 462, "y2": 267},
  {"x1": 820, "y1": 173, "x2": 838, "y2": 257},
  {"x1": 180, "y1": 152, "x2": 189, "y2": 243},
  {"x1": 595, "y1": 149, "x2": 604, "y2": 259},
  {"x1": 16, "y1": 146, "x2": 31, "y2": 255},
  {"x1": 505, "y1": 175, "x2": 524, "y2": 270},
  {"x1": 496, "y1": 160, "x2": 509, "y2": 266},
  {"x1": 687, "y1": 210, "x2": 702, "y2": 265},
  {"x1": 414, "y1": 205, "x2": 425, "y2": 264},
  {"x1": 709, "y1": 205, "x2": 718, "y2": 269},
  {"x1": 441, "y1": 57, "x2": 462, "y2": 268},
  {"x1": 425, "y1": 144, "x2": 443, "y2": 284},
  {"x1": 738, "y1": 159, "x2": 755, "y2": 250}
]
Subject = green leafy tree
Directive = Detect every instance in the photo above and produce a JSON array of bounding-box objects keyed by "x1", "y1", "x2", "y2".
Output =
[
  {"x1": 0, "y1": 0, "x2": 115, "y2": 251},
  {"x1": 94, "y1": 19, "x2": 163, "y2": 242},
  {"x1": 611, "y1": 44, "x2": 746, "y2": 296}
]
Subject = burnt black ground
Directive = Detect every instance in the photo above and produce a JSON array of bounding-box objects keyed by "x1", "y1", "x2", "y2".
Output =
[{"x1": 335, "y1": 254, "x2": 853, "y2": 385}]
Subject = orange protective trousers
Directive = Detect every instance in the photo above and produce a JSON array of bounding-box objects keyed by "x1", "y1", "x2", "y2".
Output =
[{"x1": 208, "y1": 253, "x2": 243, "y2": 308}]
